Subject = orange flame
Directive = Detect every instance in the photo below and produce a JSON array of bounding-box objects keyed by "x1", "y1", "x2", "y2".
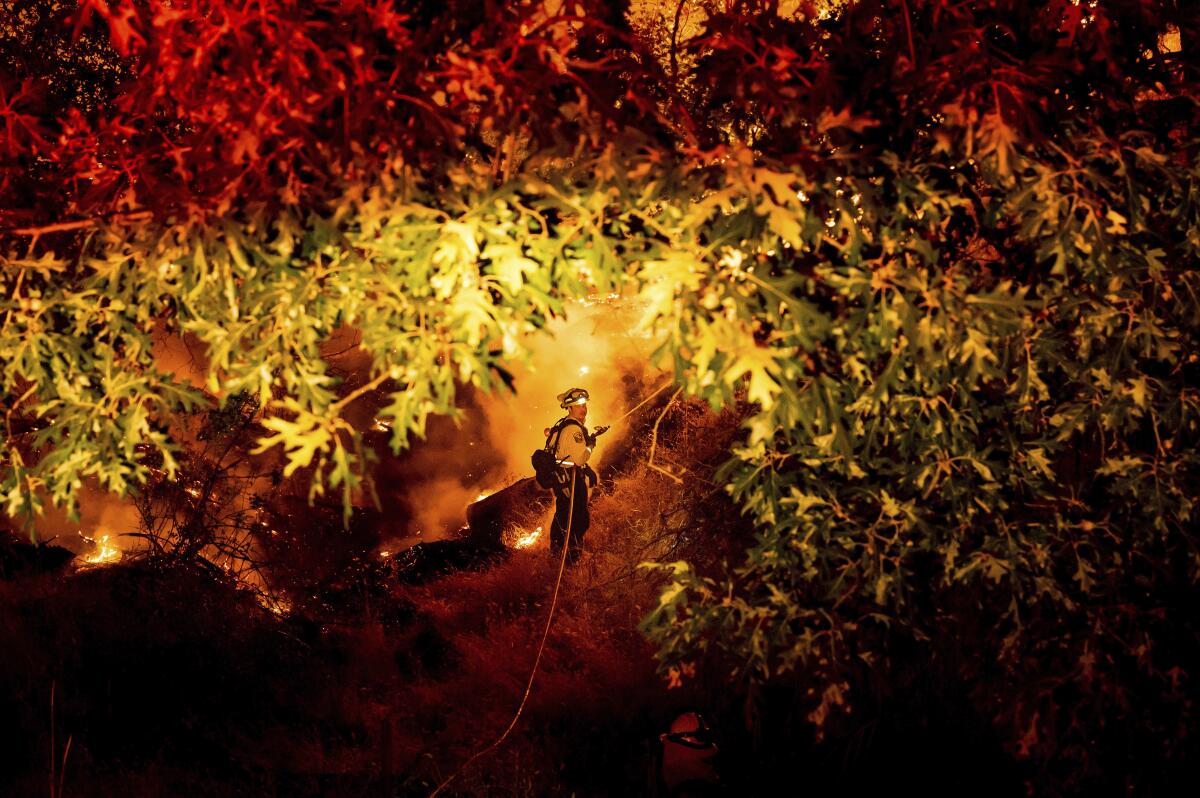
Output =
[
  {"x1": 81, "y1": 534, "x2": 122, "y2": 566},
  {"x1": 512, "y1": 525, "x2": 543, "y2": 550},
  {"x1": 255, "y1": 593, "x2": 292, "y2": 616}
]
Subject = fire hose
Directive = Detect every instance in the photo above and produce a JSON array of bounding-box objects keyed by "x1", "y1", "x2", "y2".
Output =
[
  {"x1": 428, "y1": 378, "x2": 673, "y2": 796},
  {"x1": 428, "y1": 471, "x2": 576, "y2": 797}
]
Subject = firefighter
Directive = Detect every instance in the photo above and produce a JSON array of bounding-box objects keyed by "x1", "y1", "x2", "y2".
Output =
[{"x1": 547, "y1": 387, "x2": 608, "y2": 565}]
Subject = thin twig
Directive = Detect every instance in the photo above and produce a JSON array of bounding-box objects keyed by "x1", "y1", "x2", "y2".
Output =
[
  {"x1": 332, "y1": 372, "x2": 389, "y2": 412},
  {"x1": 56, "y1": 736, "x2": 72, "y2": 798},
  {"x1": 611, "y1": 379, "x2": 674, "y2": 426},
  {"x1": 670, "y1": 0, "x2": 689, "y2": 87},
  {"x1": 899, "y1": 0, "x2": 917, "y2": 67},
  {"x1": 648, "y1": 389, "x2": 685, "y2": 484},
  {"x1": 4, "y1": 211, "x2": 153, "y2": 238}
]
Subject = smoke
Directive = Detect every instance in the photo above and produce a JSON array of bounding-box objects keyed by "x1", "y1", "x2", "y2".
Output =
[
  {"x1": 150, "y1": 320, "x2": 210, "y2": 390},
  {"x1": 370, "y1": 296, "x2": 661, "y2": 549},
  {"x1": 5, "y1": 481, "x2": 143, "y2": 558},
  {"x1": 479, "y1": 296, "x2": 660, "y2": 481},
  {"x1": 5, "y1": 299, "x2": 661, "y2": 563}
]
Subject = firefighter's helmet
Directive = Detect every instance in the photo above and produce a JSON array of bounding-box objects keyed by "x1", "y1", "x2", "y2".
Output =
[{"x1": 557, "y1": 387, "x2": 590, "y2": 408}]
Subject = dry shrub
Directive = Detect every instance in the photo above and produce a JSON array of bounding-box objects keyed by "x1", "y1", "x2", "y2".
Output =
[
  {"x1": 391, "y1": 549, "x2": 665, "y2": 795},
  {"x1": 589, "y1": 398, "x2": 756, "y2": 575}
]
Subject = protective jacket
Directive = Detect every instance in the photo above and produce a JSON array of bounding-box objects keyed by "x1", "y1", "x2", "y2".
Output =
[
  {"x1": 547, "y1": 417, "x2": 592, "y2": 566},
  {"x1": 551, "y1": 417, "x2": 592, "y2": 467}
]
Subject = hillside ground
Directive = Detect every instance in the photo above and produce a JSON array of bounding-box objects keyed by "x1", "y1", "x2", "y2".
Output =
[{"x1": 1, "y1": 398, "x2": 1019, "y2": 796}]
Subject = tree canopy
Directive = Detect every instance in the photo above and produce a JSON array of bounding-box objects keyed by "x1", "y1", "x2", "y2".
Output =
[{"x1": 3, "y1": 1, "x2": 1199, "y2": 790}]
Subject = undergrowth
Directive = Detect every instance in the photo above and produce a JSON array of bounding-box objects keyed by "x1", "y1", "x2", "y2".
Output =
[
  {"x1": 2, "y1": 396, "x2": 1037, "y2": 795},
  {"x1": 389, "y1": 397, "x2": 751, "y2": 795},
  {"x1": 1, "y1": 397, "x2": 749, "y2": 797}
]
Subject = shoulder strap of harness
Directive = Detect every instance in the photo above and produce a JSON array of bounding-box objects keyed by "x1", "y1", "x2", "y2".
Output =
[{"x1": 545, "y1": 417, "x2": 586, "y2": 453}]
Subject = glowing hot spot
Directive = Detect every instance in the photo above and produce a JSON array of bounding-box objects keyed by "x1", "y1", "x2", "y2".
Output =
[
  {"x1": 256, "y1": 594, "x2": 292, "y2": 616},
  {"x1": 513, "y1": 526, "x2": 542, "y2": 550},
  {"x1": 82, "y1": 534, "x2": 122, "y2": 566}
]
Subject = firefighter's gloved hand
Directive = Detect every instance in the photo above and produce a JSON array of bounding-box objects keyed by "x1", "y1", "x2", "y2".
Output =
[
  {"x1": 586, "y1": 426, "x2": 608, "y2": 448},
  {"x1": 583, "y1": 465, "x2": 598, "y2": 488}
]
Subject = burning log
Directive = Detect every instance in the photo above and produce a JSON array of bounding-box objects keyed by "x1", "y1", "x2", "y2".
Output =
[
  {"x1": 389, "y1": 533, "x2": 507, "y2": 585},
  {"x1": 389, "y1": 478, "x2": 553, "y2": 584},
  {"x1": 465, "y1": 477, "x2": 552, "y2": 545}
]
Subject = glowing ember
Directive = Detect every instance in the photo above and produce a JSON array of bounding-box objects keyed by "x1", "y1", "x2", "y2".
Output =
[
  {"x1": 82, "y1": 534, "x2": 122, "y2": 566},
  {"x1": 578, "y1": 292, "x2": 622, "y2": 306},
  {"x1": 372, "y1": 417, "x2": 392, "y2": 432},
  {"x1": 513, "y1": 526, "x2": 542, "y2": 550},
  {"x1": 256, "y1": 593, "x2": 291, "y2": 616},
  {"x1": 379, "y1": 550, "x2": 391, "y2": 559}
]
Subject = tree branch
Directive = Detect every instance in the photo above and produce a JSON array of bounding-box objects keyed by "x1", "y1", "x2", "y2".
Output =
[{"x1": 3, "y1": 211, "x2": 153, "y2": 238}]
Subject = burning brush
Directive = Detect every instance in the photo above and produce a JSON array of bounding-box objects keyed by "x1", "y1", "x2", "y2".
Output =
[
  {"x1": 79, "y1": 533, "x2": 122, "y2": 567},
  {"x1": 504, "y1": 525, "x2": 543, "y2": 550}
]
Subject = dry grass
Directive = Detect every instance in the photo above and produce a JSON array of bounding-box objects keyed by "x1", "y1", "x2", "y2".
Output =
[
  {"x1": 384, "y1": 398, "x2": 750, "y2": 794},
  {"x1": 1, "y1": 397, "x2": 751, "y2": 797}
]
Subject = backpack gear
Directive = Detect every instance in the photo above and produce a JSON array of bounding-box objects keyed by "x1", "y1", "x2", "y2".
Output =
[
  {"x1": 531, "y1": 448, "x2": 558, "y2": 489},
  {"x1": 532, "y1": 417, "x2": 586, "y2": 489}
]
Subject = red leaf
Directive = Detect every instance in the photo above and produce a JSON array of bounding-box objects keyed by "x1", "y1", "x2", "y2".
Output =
[
  {"x1": 0, "y1": 78, "x2": 51, "y2": 157},
  {"x1": 73, "y1": 0, "x2": 144, "y2": 56}
]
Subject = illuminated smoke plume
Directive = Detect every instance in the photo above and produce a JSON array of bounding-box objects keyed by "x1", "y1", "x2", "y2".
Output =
[
  {"x1": 4, "y1": 299, "x2": 659, "y2": 569},
  {"x1": 150, "y1": 321, "x2": 210, "y2": 391},
  {"x1": 370, "y1": 297, "x2": 660, "y2": 550},
  {"x1": 479, "y1": 296, "x2": 659, "y2": 481},
  {"x1": 6, "y1": 482, "x2": 143, "y2": 559}
]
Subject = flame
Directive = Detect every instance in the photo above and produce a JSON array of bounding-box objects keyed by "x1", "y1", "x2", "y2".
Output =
[
  {"x1": 255, "y1": 593, "x2": 291, "y2": 616},
  {"x1": 82, "y1": 534, "x2": 122, "y2": 566},
  {"x1": 475, "y1": 490, "x2": 491, "y2": 502},
  {"x1": 512, "y1": 525, "x2": 542, "y2": 550}
]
